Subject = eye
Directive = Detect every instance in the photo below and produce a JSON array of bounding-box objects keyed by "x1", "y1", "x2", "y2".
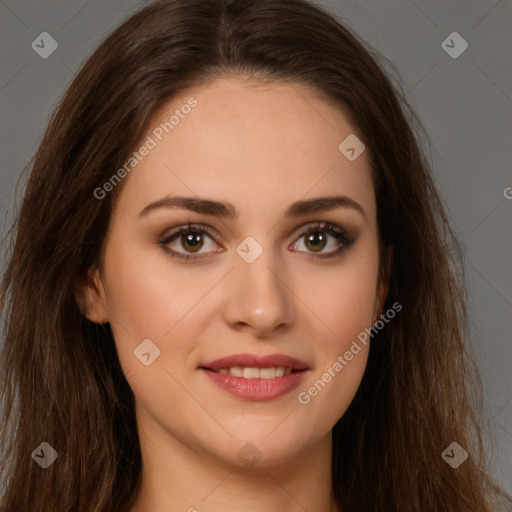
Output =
[
  {"x1": 159, "y1": 221, "x2": 355, "y2": 264},
  {"x1": 159, "y1": 223, "x2": 221, "y2": 263},
  {"x1": 290, "y1": 221, "x2": 354, "y2": 260}
]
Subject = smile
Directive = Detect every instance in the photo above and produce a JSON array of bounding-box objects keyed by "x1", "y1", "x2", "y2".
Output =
[
  {"x1": 199, "y1": 353, "x2": 310, "y2": 401},
  {"x1": 212, "y1": 366, "x2": 293, "y2": 379}
]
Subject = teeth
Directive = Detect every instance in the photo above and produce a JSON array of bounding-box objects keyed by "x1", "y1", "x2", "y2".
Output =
[
  {"x1": 243, "y1": 367, "x2": 260, "y2": 379},
  {"x1": 259, "y1": 367, "x2": 277, "y2": 379},
  {"x1": 230, "y1": 366, "x2": 244, "y2": 377},
  {"x1": 214, "y1": 366, "x2": 295, "y2": 379}
]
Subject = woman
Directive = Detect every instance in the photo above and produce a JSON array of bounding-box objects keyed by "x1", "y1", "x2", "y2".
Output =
[{"x1": 1, "y1": 0, "x2": 510, "y2": 510}]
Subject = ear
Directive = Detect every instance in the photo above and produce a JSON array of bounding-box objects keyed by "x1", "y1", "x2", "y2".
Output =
[
  {"x1": 374, "y1": 245, "x2": 393, "y2": 321},
  {"x1": 74, "y1": 266, "x2": 109, "y2": 324}
]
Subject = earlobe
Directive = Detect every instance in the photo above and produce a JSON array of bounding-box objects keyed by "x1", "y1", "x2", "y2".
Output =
[{"x1": 73, "y1": 267, "x2": 109, "y2": 324}]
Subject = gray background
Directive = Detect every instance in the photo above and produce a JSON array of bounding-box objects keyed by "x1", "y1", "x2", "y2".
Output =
[{"x1": 0, "y1": 0, "x2": 511, "y2": 494}]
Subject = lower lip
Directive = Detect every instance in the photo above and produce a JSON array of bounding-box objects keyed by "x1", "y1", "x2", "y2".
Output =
[{"x1": 201, "y1": 369, "x2": 308, "y2": 401}]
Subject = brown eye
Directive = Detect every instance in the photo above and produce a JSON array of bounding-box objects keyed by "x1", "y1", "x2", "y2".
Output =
[
  {"x1": 180, "y1": 231, "x2": 204, "y2": 253},
  {"x1": 291, "y1": 221, "x2": 355, "y2": 260},
  {"x1": 159, "y1": 224, "x2": 220, "y2": 262},
  {"x1": 304, "y1": 231, "x2": 327, "y2": 252}
]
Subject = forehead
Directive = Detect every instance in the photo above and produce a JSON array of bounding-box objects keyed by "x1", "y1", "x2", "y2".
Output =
[{"x1": 115, "y1": 76, "x2": 376, "y2": 224}]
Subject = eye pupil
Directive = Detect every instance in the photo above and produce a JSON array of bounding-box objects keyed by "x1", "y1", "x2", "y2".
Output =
[
  {"x1": 305, "y1": 231, "x2": 327, "y2": 252},
  {"x1": 182, "y1": 232, "x2": 203, "y2": 252}
]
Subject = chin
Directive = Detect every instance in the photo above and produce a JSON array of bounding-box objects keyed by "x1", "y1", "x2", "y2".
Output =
[{"x1": 201, "y1": 423, "x2": 320, "y2": 470}]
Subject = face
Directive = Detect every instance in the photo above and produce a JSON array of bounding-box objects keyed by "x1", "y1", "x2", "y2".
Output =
[{"x1": 80, "y1": 76, "x2": 388, "y2": 469}]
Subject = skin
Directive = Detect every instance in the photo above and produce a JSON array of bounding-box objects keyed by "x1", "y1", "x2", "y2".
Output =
[{"x1": 78, "y1": 76, "x2": 389, "y2": 512}]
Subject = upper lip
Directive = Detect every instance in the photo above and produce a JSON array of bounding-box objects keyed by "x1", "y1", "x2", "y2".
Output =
[{"x1": 201, "y1": 353, "x2": 309, "y2": 371}]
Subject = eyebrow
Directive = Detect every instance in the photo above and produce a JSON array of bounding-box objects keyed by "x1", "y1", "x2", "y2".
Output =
[{"x1": 138, "y1": 194, "x2": 366, "y2": 222}]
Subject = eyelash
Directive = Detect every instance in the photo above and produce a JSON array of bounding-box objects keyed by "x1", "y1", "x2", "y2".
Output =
[{"x1": 159, "y1": 221, "x2": 355, "y2": 263}]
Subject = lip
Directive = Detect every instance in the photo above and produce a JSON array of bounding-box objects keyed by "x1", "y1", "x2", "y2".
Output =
[
  {"x1": 201, "y1": 368, "x2": 308, "y2": 401},
  {"x1": 199, "y1": 353, "x2": 310, "y2": 402},
  {"x1": 200, "y1": 353, "x2": 309, "y2": 371}
]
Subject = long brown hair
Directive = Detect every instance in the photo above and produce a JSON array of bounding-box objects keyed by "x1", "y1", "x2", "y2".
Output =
[{"x1": 1, "y1": 0, "x2": 510, "y2": 510}]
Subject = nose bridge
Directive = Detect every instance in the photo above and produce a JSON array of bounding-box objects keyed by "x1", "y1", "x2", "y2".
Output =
[{"x1": 224, "y1": 238, "x2": 295, "y2": 333}]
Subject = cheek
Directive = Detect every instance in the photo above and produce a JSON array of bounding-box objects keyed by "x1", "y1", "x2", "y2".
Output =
[
  {"x1": 295, "y1": 281, "x2": 372, "y2": 434},
  {"x1": 300, "y1": 252, "x2": 380, "y2": 354},
  {"x1": 292, "y1": 249, "x2": 378, "y2": 427},
  {"x1": 100, "y1": 235, "x2": 196, "y2": 368},
  {"x1": 102, "y1": 252, "x2": 169, "y2": 338},
  {"x1": 103, "y1": 229, "x2": 214, "y2": 333},
  {"x1": 101, "y1": 234, "x2": 227, "y2": 392},
  {"x1": 297, "y1": 347, "x2": 369, "y2": 437}
]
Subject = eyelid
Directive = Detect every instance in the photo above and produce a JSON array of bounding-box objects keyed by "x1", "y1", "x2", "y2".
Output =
[
  {"x1": 159, "y1": 220, "x2": 354, "y2": 261},
  {"x1": 159, "y1": 221, "x2": 349, "y2": 245},
  {"x1": 159, "y1": 222, "x2": 219, "y2": 243},
  {"x1": 291, "y1": 220, "x2": 348, "y2": 238},
  {"x1": 289, "y1": 221, "x2": 353, "y2": 252}
]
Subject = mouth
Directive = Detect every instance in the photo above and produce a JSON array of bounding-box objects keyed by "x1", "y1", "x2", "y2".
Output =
[
  {"x1": 204, "y1": 366, "x2": 299, "y2": 379},
  {"x1": 199, "y1": 353, "x2": 310, "y2": 401}
]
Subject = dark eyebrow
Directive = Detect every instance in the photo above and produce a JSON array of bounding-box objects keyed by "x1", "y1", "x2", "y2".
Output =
[{"x1": 138, "y1": 194, "x2": 366, "y2": 222}]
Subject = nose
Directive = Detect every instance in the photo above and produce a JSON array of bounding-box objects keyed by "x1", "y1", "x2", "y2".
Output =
[{"x1": 221, "y1": 249, "x2": 295, "y2": 338}]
